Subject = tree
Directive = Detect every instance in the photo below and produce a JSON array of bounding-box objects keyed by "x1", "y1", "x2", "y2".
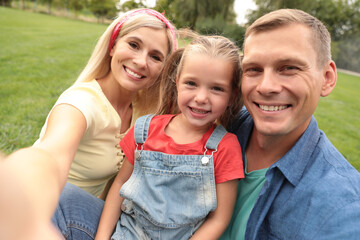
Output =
[
  {"x1": 246, "y1": 0, "x2": 360, "y2": 71},
  {"x1": 1, "y1": 0, "x2": 12, "y2": 7},
  {"x1": 68, "y1": 0, "x2": 87, "y2": 14},
  {"x1": 38, "y1": 0, "x2": 53, "y2": 14},
  {"x1": 154, "y1": 0, "x2": 236, "y2": 29},
  {"x1": 89, "y1": 0, "x2": 117, "y2": 23},
  {"x1": 153, "y1": 0, "x2": 244, "y2": 47},
  {"x1": 117, "y1": 0, "x2": 146, "y2": 13}
]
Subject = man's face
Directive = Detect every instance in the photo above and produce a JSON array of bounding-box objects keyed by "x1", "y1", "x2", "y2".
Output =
[{"x1": 241, "y1": 23, "x2": 326, "y2": 140}]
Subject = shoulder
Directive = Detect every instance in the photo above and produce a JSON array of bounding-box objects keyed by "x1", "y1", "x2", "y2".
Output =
[
  {"x1": 228, "y1": 107, "x2": 253, "y2": 133},
  {"x1": 292, "y1": 132, "x2": 360, "y2": 234},
  {"x1": 56, "y1": 80, "x2": 117, "y2": 127},
  {"x1": 149, "y1": 114, "x2": 174, "y2": 129},
  {"x1": 220, "y1": 131, "x2": 242, "y2": 149},
  {"x1": 56, "y1": 80, "x2": 107, "y2": 108}
]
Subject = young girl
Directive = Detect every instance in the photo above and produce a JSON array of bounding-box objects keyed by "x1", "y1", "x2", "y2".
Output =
[{"x1": 95, "y1": 35, "x2": 244, "y2": 240}]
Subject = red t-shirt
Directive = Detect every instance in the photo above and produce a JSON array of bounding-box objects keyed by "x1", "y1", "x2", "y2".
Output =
[{"x1": 120, "y1": 115, "x2": 244, "y2": 184}]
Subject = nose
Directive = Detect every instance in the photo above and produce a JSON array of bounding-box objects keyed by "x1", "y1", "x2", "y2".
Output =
[
  {"x1": 133, "y1": 51, "x2": 147, "y2": 69},
  {"x1": 256, "y1": 69, "x2": 282, "y2": 95},
  {"x1": 194, "y1": 88, "x2": 208, "y2": 104}
]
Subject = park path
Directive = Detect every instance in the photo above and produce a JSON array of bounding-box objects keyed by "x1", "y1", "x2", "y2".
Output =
[{"x1": 338, "y1": 68, "x2": 360, "y2": 77}]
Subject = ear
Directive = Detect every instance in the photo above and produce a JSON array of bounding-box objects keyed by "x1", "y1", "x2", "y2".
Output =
[
  {"x1": 109, "y1": 46, "x2": 115, "y2": 57},
  {"x1": 320, "y1": 61, "x2": 337, "y2": 97}
]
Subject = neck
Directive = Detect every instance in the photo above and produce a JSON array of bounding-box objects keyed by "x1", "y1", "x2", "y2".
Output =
[
  {"x1": 97, "y1": 74, "x2": 136, "y2": 113},
  {"x1": 165, "y1": 114, "x2": 212, "y2": 144},
  {"x1": 245, "y1": 128, "x2": 301, "y2": 172}
]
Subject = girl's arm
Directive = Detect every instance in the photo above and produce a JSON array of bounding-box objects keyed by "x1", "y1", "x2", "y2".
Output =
[
  {"x1": 190, "y1": 179, "x2": 238, "y2": 240},
  {"x1": 95, "y1": 158, "x2": 134, "y2": 240},
  {"x1": 1, "y1": 104, "x2": 87, "y2": 238}
]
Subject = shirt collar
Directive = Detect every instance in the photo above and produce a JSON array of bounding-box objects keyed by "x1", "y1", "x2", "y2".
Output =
[
  {"x1": 270, "y1": 116, "x2": 320, "y2": 186},
  {"x1": 231, "y1": 108, "x2": 321, "y2": 187}
]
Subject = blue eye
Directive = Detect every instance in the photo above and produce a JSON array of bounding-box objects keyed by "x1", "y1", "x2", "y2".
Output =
[{"x1": 283, "y1": 66, "x2": 299, "y2": 71}]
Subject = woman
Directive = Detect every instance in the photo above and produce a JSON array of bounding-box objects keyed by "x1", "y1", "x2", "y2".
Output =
[{"x1": 3, "y1": 8, "x2": 176, "y2": 240}]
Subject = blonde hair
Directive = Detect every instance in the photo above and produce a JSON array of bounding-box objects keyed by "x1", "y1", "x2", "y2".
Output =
[
  {"x1": 76, "y1": 9, "x2": 177, "y2": 116},
  {"x1": 244, "y1": 9, "x2": 331, "y2": 68},
  {"x1": 157, "y1": 33, "x2": 243, "y2": 128}
]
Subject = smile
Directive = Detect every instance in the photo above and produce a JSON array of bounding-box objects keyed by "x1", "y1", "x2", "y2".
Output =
[
  {"x1": 259, "y1": 104, "x2": 289, "y2": 111},
  {"x1": 125, "y1": 67, "x2": 144, "y2": 79},
  {"x1": 190, "y1": 107, "x2": 210, "y2": 114}
]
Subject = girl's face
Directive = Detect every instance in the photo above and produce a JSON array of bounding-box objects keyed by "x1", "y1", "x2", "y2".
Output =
[
  {"x1": 109, "y1": 27, "x2": 169, "y2": 93},
  {"x1": 176, "y1": 53, "x2": 234, "y2": 132}
]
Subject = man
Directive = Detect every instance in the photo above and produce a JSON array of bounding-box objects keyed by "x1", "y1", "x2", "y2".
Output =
[{"x1": 221, "y1": 9, "x2": 360, "y2": 239}]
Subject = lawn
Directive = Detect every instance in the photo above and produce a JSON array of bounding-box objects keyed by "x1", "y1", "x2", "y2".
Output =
[
  {"x1": 0, "y1": 7, "x2": 106, "y2": 152},
  {"x1": 314, "y1": 72, "x2": 360, "y2": 170},
  {"x1": 1, "y1": 7, "x2": 359, "y2": 171}
]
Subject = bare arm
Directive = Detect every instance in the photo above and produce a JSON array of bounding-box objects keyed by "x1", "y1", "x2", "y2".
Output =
[
  {"x1": 190, "y1": 179, "x2": 238, "y2": 240},
  {"x1": 95, "y1": 158, "x2": 134, "y2": 240},
  {"x1": 1, "y1": 104, "x2": 87, "y2": 238}
]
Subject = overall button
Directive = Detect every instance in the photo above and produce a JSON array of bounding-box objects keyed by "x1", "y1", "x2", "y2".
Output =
[{"x1": 201, "y1": 156, "x2": 209, "y2": 165}]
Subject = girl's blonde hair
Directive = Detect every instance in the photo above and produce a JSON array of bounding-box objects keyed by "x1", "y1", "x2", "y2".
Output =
[
  {"x1": 157, "y1": 33, "x2": 243, "y2": 128},
  {"x1": 76, "y1": 9, "x2": 177, "y2": 116}
]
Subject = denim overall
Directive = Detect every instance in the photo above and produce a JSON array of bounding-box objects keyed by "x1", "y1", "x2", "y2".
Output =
[{"x1": 111, "y1": 115, "x2": 227, "y2": 240}]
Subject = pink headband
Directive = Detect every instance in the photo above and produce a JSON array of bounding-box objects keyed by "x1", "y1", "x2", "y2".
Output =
[{"x1": 109, "y1": 9, "x2": 177, "y2": 52}]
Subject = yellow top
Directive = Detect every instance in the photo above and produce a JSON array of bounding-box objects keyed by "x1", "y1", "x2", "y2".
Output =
[{"x1": 35, "y1": 80, "x2": 138, "y2": 196}]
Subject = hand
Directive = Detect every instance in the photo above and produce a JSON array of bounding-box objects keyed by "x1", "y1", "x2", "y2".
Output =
[{"x1": 0, "y1": 156, "x2": 63, "y2": 240}]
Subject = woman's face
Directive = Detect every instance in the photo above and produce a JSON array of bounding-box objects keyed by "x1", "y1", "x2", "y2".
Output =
[{"x1": 110, "y1": 27, "x2": 169, "y2": 92}]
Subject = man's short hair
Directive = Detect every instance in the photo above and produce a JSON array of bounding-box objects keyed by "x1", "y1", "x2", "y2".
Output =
[{"x1": 244, "y1": 9, "x2": 331, "y2": 68}]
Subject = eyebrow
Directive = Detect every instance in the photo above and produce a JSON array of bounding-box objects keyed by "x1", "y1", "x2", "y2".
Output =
[
  {"x1": 242, "y1": 57, "x2": 308, "y2": 68},
  {"x1": 125, "y1": 36, "x2": 166, "y2": 60}
]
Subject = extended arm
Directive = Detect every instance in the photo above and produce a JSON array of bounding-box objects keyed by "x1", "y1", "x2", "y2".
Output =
[
  {"x1": 1, "y1": 104, "x2": 87, "y2": 239},
  {"x1": 190, "y1": 179, "x2": 238, "y2": 240},
  {"x1": 95, "y1": 158, "x2": 134, "y2": 240}
]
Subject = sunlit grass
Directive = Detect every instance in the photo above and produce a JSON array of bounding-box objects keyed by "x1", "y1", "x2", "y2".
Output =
[{"x1": 1, "y1": 7, "x2": 359, "y2": 171}]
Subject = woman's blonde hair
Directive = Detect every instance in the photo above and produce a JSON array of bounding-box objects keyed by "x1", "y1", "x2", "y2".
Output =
[
  {"x1": 76, "y1": 9, "x2": 177, "y2": 116},
  {"x1": 157, "y1": 33, "x2": 243, "y2": 128}
]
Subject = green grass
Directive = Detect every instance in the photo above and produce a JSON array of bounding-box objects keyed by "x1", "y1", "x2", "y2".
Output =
[
  {"x1": 314, "y1": 72, "x2": 360, "y2": 170},
  {"x1": 1, "y1": 7, "x2": 359, "y2": 172},
  {"x1": 0, "y1": 7, "x2": 106, "y2": 152}
]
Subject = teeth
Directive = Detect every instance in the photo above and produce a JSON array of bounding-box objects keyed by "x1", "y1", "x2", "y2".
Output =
[
  {"x1": 125, "y1": 67, "x2": 142, "y2": 79},
  {"x1": 259, "y1": 105, "x2": 288, "y2": 111},
  {"x1": 191, "y1": 108, "x2": 209, "y2": 114}
]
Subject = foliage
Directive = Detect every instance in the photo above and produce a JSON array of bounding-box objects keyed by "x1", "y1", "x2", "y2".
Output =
[
  {"x1": 117, "y1": 0, "x2": 146, "y2": 13},
  {"x1": 246, "y1": 0, "x2": 360, "y2": 72},
  {"x1": 1, "y1": 0, "x2": 12, "y2": 6},
  {"x1": 68, "y1": 0, "x2": 87, "y2": 13},
  {"x1": 195, "y1": 14, "x2": 245, "y2": 47},
  {"x1": 89, "y1": 0, "x2": 117, "y2": 22},
  {"x1": 154, "y1": 0, "x2": 236, "y2": 28},
  {"x1": 153, "y1": 0, "x2": 244, "y2": 47}
]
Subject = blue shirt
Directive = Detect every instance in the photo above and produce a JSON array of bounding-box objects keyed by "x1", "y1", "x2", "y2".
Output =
[{"x1": 228, "y1": 108, "x2": 360, "y2": 239}]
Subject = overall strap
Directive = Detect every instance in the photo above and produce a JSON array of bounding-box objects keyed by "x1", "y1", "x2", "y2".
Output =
[
  {"x1": 134, "y1": 114, "x2": 155, "y2": 144},
  {"x1": 205, "y1": 124, "x2": 227, "y2": 150}
]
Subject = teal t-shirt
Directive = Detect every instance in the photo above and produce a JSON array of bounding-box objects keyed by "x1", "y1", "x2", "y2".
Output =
[{"x1": 220, "y1": 157, "x2": 268, "y2": 239}]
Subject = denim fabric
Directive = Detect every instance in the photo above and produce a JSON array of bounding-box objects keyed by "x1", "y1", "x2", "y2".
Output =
[
  {"x1": 229, "y1": 108, "x2": 360, "y2": 239},
  {"x1": 112, "y1": 114, "x2": 226, "y2": 239},
  {"x1": 52, "y1": 183, "x2": 104, "y2": 240}
]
